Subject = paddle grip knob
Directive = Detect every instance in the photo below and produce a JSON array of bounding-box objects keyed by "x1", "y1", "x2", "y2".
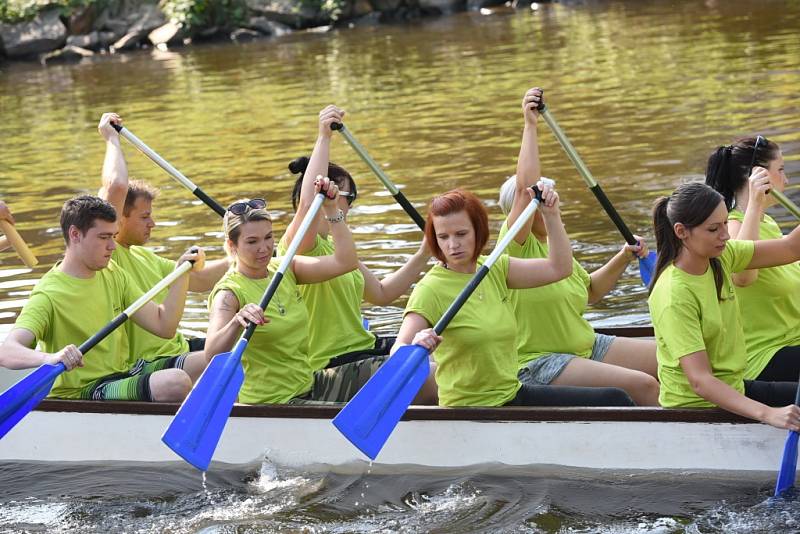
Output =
[
  {"x1": 111, "y1": 122, "x2": 122, "y2": 133},
  {"x1": 536, "y1": 89, "x2": 545, "y2": 112},
  {"x1": 331, "y1": 122, "x2": 343, "y2": 131},
  {"x1": 188, "y1": 246, "x2": 199, "y2": 265}
]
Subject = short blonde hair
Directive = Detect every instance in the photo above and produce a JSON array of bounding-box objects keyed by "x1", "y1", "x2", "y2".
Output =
[{"x1": 124, "y1": 180, "x2": 159, "y2": 215}]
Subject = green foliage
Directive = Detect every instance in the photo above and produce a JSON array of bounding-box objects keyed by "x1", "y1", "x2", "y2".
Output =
[
  {"x1": 159, "y1": 0, "x2": 248, "y2": 32},
  {"x1": 0, "y1": 0, "x2": 109, "y2": 24},
  {"x1": 300, "y1": 0, "x2": 348, "y2": 21}
]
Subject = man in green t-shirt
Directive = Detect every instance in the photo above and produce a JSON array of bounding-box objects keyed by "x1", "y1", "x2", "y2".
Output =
[
  {"x1": 96, "y1": 113, "x2": 230, "y2": 380},
  {"x1": 0, "y1": 195, "x2": 204, "y2": 401}
]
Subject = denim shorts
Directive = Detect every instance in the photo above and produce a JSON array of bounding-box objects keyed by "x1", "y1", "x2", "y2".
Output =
[{"x1": 517, "y1": 334, "x2": 616, "y2": 386}]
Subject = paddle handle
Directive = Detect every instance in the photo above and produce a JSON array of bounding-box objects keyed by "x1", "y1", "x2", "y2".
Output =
[
  {"x1": 540, "y1": 106, "x2": 639, "y2": 246},
  {"x1": 242, "y1": 272, "x2": 283, "y2": 341},
  {"x1": 78, "y1": 260, "x2": 193, "y2": 354},
  {"x1": 0, "y1": 220, "x2": 38, "y2": 268},
  {"x1": 242, "y1": 193, "x2": 326, "y2": 341},
  {"x1": 333, "y1": 123, "x2": 426, "y2": 231},
  {"x1": 434, "y1": 187, "x2": 543, "y2": 334},
  {"x1": 112, "y1": 124, "x2": 226, "y2": 217}
]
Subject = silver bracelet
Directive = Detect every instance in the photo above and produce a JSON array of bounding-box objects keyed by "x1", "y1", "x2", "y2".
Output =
[{"x1": 325, "y1": 209, "x2": 345, "y2": 224}]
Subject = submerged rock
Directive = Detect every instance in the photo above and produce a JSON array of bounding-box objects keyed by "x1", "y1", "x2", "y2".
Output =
[
  {"x1": 246, "y1": 16, "x2": 293, "y2": 36},
  {"x1": 40, "y1": 44, "x2": 94, "y2": 65},
  {"x1": 230, "y1": 28, "x2": 262, "y2": 41},
  {"x1": 66, "y1": 31, "x2": 101, "y2": 51}
]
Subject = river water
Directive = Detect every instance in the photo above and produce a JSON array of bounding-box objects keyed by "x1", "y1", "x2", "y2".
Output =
[{"x1": 2, "y1": 0, "x2": 800, "y2": 531}]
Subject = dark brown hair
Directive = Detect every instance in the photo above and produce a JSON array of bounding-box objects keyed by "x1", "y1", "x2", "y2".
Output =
[
  {"x1": 705, "y1": 136, "x2": 780, "y2": 211},
  {"x1": 288, "y1": 156, "x2": 357, "y2": 210},
  {"x1": 650, "y1": 182, "x2": 726, "y2": 299},
  {"x1": 60, "y1": 195, "x2": 116, "y2": 245}
]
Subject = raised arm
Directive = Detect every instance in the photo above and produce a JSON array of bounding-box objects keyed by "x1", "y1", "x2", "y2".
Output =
[
  {"x1": 730, "y1": 167, "x2": 771, "y2": 287},
  {"x1": 361, "y1": 239, "x2": 431, "y2": 305},
  {"x1": 96, "y1": 113, "x2": 128, "y2": 216},
  {"x1": 130, "y1": 249, "x2": 204, "y2": 338},
  {"x1": 507, "y1": 185, "x2": 573, "y2": 289},
  {"x1": 283, "y1": 106, "x2": 345, "y2": 254},
  {"x1": 292, "y1": 178, "x2": 359, "y2": 284},
  {"x1": 0, "y1": 328, "x2": 83, "y2": 371},
  {"x1": 506, "y1": 88, "x2": 543, "y2": 245},
  {"x1": 680, "y1": 350, "x2": 800, "y2": 431},
  {"x1": 586, "y1": 236, "x2": 649, "y2": 304}
]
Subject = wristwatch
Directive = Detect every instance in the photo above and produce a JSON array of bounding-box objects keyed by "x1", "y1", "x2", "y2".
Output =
[{"x1": 325, "y1": 209, "x2": 345, "y2": 224}]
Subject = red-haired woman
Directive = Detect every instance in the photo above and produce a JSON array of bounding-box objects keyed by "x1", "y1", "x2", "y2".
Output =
[{"x1": 393, "y1": 187, "x2": 635, "y2": 407}]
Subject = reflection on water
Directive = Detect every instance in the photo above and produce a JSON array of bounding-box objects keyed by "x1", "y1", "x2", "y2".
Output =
[{"x1": 2, "y1": 0, "x2": 799, "y2": 337}]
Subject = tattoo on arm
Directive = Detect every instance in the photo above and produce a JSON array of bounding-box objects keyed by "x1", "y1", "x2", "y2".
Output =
[{"x1": 217, "y1": 291, "x2": 239, "y2": 313}]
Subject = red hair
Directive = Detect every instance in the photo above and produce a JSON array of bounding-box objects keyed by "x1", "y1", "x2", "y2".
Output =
[{"x1": 425, "y1": 189, "x2": 489, "y2": 264}]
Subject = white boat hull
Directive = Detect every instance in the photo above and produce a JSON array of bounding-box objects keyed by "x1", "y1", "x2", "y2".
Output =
[{"x1": 0, "y1": 401, "x2": 786, "y2": 475}]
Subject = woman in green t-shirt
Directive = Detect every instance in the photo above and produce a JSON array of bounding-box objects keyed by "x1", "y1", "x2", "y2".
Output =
[
  {"x1": 649, "y1": 182, "x2": 800, "y2": 431},
  {"x1": 396, "y1": 187, "x2": 634, "y2": 408},
  {"x1": 205, "y1": 178, "x2": 411, "y2": 404},
  {"x1": 704, "y1": 136, "x2": 800, "y2": 382},
  {"x1": 497, "y1": 88, "x2": 659, "y2": 406},
  {"x1": 281, "y1": 105, "x2": 431, "y2": 372}
]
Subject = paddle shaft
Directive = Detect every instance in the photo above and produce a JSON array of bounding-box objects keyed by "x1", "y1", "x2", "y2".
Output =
[
  {"x1": 79, "y1": 260, "x2": 194, "y2": 354},
  {"x1": 539, "y1": 106, "x2": 639, "y2": 246},
  {"x1": 241, "y1": 193, "x2": 327, "y2": 341},
  {"x1": 769, "y1": 189, "x2": 800, "y2": 220},
  {"x1": 434, "y1": 188, "x2": 543, "y2": 334},
  {"x1": 111, "y1": 124, "x2": 226, "y2": 217},
  {"x1": 331, "y1": 123, "x2": 426, "y2": 231},
  {"x1": 0, "y1": 220, "x2": 38, "y2": 268}
]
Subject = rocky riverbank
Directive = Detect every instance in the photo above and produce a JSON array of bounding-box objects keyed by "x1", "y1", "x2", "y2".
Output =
[{"x1": 0, "y1": 0, "x2": 544, "y2": 65}]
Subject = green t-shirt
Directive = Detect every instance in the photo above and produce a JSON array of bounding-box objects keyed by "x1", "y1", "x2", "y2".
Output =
[
  {"x1": 498, "y1": 221, "x2": 595, "y2": 365},
  {"x1": 15, "y1": 260, "x2": 143, "y2": 399},
  {"x1": 648, "y1": 239, "x2": 755, "y2": 408},
  {"x1": 209, "y1": 260, "x2": 313, "y2": 404},
  {"x1": 112, "y1": 245, "x2": 189, "y2": 361},
  {"x1": 404, "y1": 254, "x2": 521, "y2": 407},
  {"x1": 727, "y1": 211, "x2": 800, "y2": 379},
  {"x1": 278, "y1": 234, "x2": 374, "y2": 370}
]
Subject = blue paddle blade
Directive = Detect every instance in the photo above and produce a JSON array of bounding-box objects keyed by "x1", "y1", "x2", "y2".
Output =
[
  {"x1": 638, "y1": 251, "x2": 657, "y2": 287},
  {"x1": 161, "y1": 344, "x2": 246, "y2": 471},
  {"x1": 774, "y1": 431, "x2": 800, "y2": 497},
  {"x1": 332, "y1": 344, "x2": 431, "y2": 460},
  {"x1": 0, "y1": 363, "x2": 64, "y2": 440}
]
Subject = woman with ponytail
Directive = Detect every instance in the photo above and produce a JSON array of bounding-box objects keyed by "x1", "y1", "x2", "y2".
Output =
[
  {"x1": 648, "y1": 182, "x2": 800, "y2": 430},
  {"x1": 281, "y1": 105, "x2": 432, "y2": 373},
  {"x1": 704, "y1": 137, "x2": 800, "y2": 382},
  {"x1": 497, "y1": 88, "x2": 659, "y2": 406}
]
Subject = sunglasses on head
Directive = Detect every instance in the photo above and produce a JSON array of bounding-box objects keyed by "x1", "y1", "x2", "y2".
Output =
[
  {"x1": 338, "y1": 191, "x2": 356, "y2": 205},
  {"x1": 749, "y1": 135, "x2": 765, "y2": 174},
  {"x1": 227, "y1": 198, "x2": 267, "y2": 215}
]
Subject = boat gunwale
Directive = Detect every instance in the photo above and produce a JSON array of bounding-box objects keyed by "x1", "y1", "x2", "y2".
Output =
[
  {"x1": 34, "y1": 400, "x2": 753, "y2": 424},
  {"x1": 32, "y1": 325, "x2": 753, "y2": 424}
]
